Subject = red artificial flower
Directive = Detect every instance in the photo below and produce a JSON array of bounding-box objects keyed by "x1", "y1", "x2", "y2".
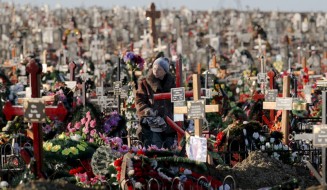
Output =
[
  {"x1": 215, "y1": 131, "x2": 225, "y2": 147},
  {"x1": 69, "y1": 166, "x2": 84, "y2": 175},
  {"x1": 114, "y1": 158, "x2": 123, "y2": 166},
  {"x1": 137, "y1": 149, "x2": 145, "y2": 155}
]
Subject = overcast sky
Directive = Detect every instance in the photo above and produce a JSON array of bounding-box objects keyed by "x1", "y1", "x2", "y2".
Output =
[{"x1": 3, "y1": 0, "x2": 327, "y2": 12}]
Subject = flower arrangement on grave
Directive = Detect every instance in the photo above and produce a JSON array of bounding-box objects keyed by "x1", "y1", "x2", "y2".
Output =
[
  {"x1": 123, "y1": 84, "x2": 139, "y2": 138},
  {"x1": 42, "y1": 133, "x2": 98, "y2": 181},
  {"x1": 110, "y1": 146, "x2": 224, "y2": 190},
  {"x1": 103, "y1": 110, "x2": 127, "y2": 139},
  {"x1": 123, "y1": 52, "x2": 144, "y2": 72},
  {"x1": 66, "y1": 110, "x2": 106, "y2": 145},
  {"x1": 214, "y1": 120, "x2": 295, "y2": 165}
]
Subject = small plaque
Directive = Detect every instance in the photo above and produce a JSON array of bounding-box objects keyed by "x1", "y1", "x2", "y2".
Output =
[
  {"x1": 187, "y1": 100, "x2": 205, "y2": 119},
  {"x1": 18, "y1": 76, "x2": 28, "y2": 85},
  {"x1": 257, "y1": 72, "x2": 267, "y2": 84},
  {"x1": 313, "y1": 124, "x2": 327, "y2": 147},
  {"x1": 201, "y1": 88, "x2": 212, "y2": 99},
  {"x1": 265, "y1": 89, "x2": 278, "y2": 102},
  {"x1": 59, "y1": 64, "x2": 69, "y2": 72},
  {"x1": 96, "y1": 87, "x2": 103, "y2": 96},
  {"x1": 113, "y1": 81, "x2": 122, "y2": 95},
  {"x1": 171, "y1": 87, "x2": 185, "y2": 102},
  {"x1": 24, "y1": 98, "x2": 46, "y2": 123},
  {"x1": 65, "y1": 81, "x2": 77, "y2": 90},
  {"x1": 275, "y1": 97, "x2": 293, "y2": 110}
]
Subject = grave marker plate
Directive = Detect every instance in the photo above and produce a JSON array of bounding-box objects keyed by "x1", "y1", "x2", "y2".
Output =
[
  {"x1": 171, "y1": 87, "x2": 185, "y2": 102},
  {"x1": 113, "y1": 81, "x2": 122, "y2": 95},
  {"x1": 201, "y1": 88, "x2": 212, "y2": 99},
  {"x1": 23, "y1": 98, "x2": 46, "y2": 123},
  {"x1": 265, "y1": 89, "x2": 278, "y2": 102},
  {"x1": 65, "y1": 81, "x2": 76, "y2": 90},
  {"x1": 18, "y1": 76, "x2": 28, "y2": 85},
  {"x1": 313, "y1": 124, "x2": 327, "y2": 147},
  {"x1": 257, "y1": 72, "x2": 267, "y2": 84},
  {"x1": 275, "y1": 97, "x2": 293, "y2": 110},
  {"x1": 187, "y1": 100, "x2": 205, "y2": 119}
]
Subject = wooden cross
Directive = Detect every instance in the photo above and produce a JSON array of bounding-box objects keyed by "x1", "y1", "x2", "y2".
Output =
[
  {"x1": 26, "y1": 59, "x2": 44, "y2": 178},
  {"x1": 263, "y1": 75, "x2": 307, "y2": 144},
  {"x1": 174, "y1": 74, "x2": 219, "y2": 164},
  {"x1": 174, "y1": 74, "x2": 219, "y2": 136},
  {"x1": 2, "y1": 59, "x2": 69, "y2": 178},
  {"x1": 145, "y1": 3, "x2": 160, "y2": 46}
]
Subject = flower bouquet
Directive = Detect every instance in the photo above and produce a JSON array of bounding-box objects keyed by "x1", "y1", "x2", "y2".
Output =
[{"x1": 123, "y1": 52, "x2": 144, "y2": 72}]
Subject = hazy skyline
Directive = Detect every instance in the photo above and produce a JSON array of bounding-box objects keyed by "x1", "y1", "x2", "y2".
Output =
[{"x1": 3, "y1": 0, "x2": 327, "y2": 12}]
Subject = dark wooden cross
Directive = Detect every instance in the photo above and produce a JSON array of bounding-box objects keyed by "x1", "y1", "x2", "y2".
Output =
[
  {"x1": 145, "y1": 2, "x2": 160, "y2": 46},
  {"x1": 26, "y1": 59, "x2": 44, "y2": 178},
  {"x1": 2, "y1": 59, "x2": 68, "y2": 178}
]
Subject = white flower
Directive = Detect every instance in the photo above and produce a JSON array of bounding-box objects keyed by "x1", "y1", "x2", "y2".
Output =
[
  {"x1": 283, "y1": 145, "x2": 288, "y2": 150},
  {"x1": 243, "y1": 121, "x2": 249, "y2": 125},
  {"x1": 70, "y1": 134, "x2": 82, "y2": 141},
  {"x1": 261, "y1": 145, "x2": 265, "y2": 151},
  {"x1": 291, "y1": 152, "x2": 298, "y2": 162},
  {"x1": 272, "y1": 152, "x2": 280, "y2": 160},
  {"x1": 127, "y1": 169, "x2": 135, "y2": 176},
  {"x1": 219, "y1": 184, "x2": 231, "y2": 190},
  {"x1": 183, "y1": 169, "x2": 192, "y2": 175},
  {"x1": 252, "y1": 132, "x2": 259, "y2": 139},
  {"x1": 245, "y1": 139, "x2": 249, "y2": 146},
  {"x1": 134, "y1": 182, "x2": 143, "y2": 189},
  {"x1": 265, "y1": 142, "x2": 271, "y2": 149},
  {"x1": 126, "y1": 121, "x2": 132, "y2": 130},
  {"x1": 273, "y1": 144, "x2": 279, "y2": 150},
  {"x1": 237, "y1": 79, "x2": 243, "y2": 85},
  {"x1": 0, "y1": 181, "x2": 9, "y2": 188},
  {"x1": 270, "y1": 138, "x2": 275, "y2": 143},
  {"x1": 259, "y1": 136, "x2": 266, "y2": 142},
  {"x1": 151, "y1": 160, "x2": 158, "y2": 168},
  {"x1": 243, "y1": 129, "x2": 247, "y2": 136},
  {"x1": 278, "y1": 143, "x2": 283, "y2": 150}
]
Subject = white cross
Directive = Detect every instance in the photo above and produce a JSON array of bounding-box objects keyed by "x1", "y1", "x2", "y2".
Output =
[{"x1": 153, "y1": 38, "x2": 167, "y2": 52}]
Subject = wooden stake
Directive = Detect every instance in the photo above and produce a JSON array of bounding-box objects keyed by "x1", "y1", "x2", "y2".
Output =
[{"x1": 281, "y1": 76, "x2": 290, "y2": 144}]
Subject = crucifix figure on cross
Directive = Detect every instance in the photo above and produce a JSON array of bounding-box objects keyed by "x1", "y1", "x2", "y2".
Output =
[{"x1": 145, "y1": 3, "x2": 160, "y2": 47}]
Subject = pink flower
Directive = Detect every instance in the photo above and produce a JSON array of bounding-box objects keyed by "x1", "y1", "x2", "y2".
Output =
[
  {"x1": 90, "y1": 129, "x2": 96, "y2": 137},
  {"x1": 89, "y1": 138, "x2": 94, "y2": 143},
  {"x1": 90, "y1": 119, "x2": 96, "y2": 128},
  {"x1": 83, "y1": 126, "x2": 89, "y2": 134},
  {"x1": 81, "y1": 117, "x2": 87, "y2": 125},
  {"x1": 86, "y1": 111, "x2": 91, "y2": 122},
  {"x1": 67, "y1": 123, "x2": 76, "y2": 133},
  {"x1": 75, "y1": 172, "x2": 88, "y2": 183},
  {"x1": 74, "y1": 122, "x2": 81, "y2": 130},
  {"x1": 85, "y1": 121, "x2": 89, "y2": 129}
]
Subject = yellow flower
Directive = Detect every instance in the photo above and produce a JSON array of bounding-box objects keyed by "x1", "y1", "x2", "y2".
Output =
[
  {"x1": 51, "y1": 145, "x2": 61, "y2": 152},
  {"x1": 70, "y1": 147, "x2": 79, "y2": 155},
  {"x1": 58, "y1": 133, "x2": 66, "y2": 139},
  {"x1": 43, "y1": 142, "x2": 53, "y2": 151}
]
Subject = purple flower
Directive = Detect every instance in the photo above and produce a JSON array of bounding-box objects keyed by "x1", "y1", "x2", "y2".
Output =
[
  {"x1": 103, "y1": 111, "x2": 121, "y2": 133},
  {"x1": 43, "y1": 124, "x2": 52, "y2": 134},
  {"x1": 124, "y1": 52, "x2": 135, "y2": 62}
]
